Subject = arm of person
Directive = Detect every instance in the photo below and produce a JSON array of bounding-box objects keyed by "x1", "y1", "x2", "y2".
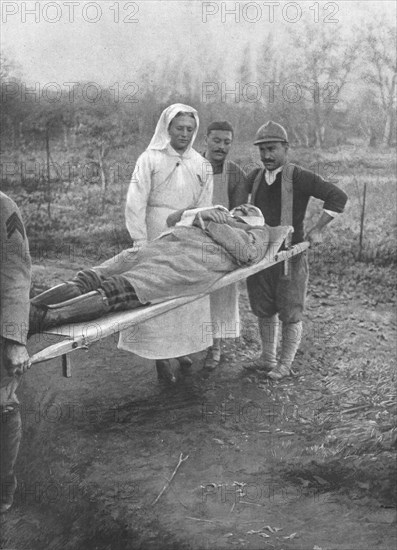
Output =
[
  {"x1": 204, "y1": 222, "x2": 268, "y2": 267},
  {"x1": 196, "y1": 208, "x2": 231, "y2": 225},
  {"x1": 296, "y1": 167, "x2": 348, "y2": 244},
  {"x1": 195, "y1": 160, "x2": 214, "y2": 208},
  {"x1": 304, "y1": 211, "x2": 334, "y2": 244},
  {"x1": 125, "y1": 152, "x2": 152, "y2": 245},
  {"x1": 166, "y1": 208, "x2": 188, "y2": 227},
  {"x1": 0, "y1": 194, "x2": 32, "y2": 374},
  {"x1": 166, "y1": 158, "x2": 214, "y2": 227},
  {"x1": 246, "y1": 167, "x2": 260, "y2": 200},
  {"x1": 165, "y1": 206, "x2": 230, "y2": 229},
  {"x1": 228, "y1": 163, "x2": 250, "y2": 209}
]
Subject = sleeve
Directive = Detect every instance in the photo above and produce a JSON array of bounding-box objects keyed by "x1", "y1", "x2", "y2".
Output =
[
  {"x1": 228, "y1": 163, "x2": 250, "y2": 209},
  {"x1": 0, "y1": 195, "x2": 32, "y2": 345},
  {"x1": 204, "y1": 222, "x2": 260, "y2": 267},
  {"x1": 166, "y1": 208, "x2": 186, "y2": 227},
  {"x1": 125, "y1": 152, "x2": 152, "y2": 243},
  {"x1": 195, "y1": 159, "x2": 214, "y2": 208},
  {"x1": 323, "y1": 209, "x2": 338, "y2": 218},
  {"x1": 246, "y1": 168, "x2": 260, "y2": 196},
  {"x1": 179, "y1": 206, "x2": 229, "y2": 228},
  {"x1": 295, "y1": 167, "x2": 348, "y2": 214}
]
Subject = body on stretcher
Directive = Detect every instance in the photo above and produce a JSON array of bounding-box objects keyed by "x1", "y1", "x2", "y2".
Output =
[{"x1": 30, "y1": 241, "x2": 310, "y2": 376}]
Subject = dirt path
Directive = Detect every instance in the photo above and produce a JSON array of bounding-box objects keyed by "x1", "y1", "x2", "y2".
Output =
[{"x1": 1, "y1": 259, "x2": 396, "y2": 550}]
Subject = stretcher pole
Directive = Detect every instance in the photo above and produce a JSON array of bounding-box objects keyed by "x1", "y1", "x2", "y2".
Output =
[{"x1": 30, "y1": 241, "x2": 310, "y2": 377}]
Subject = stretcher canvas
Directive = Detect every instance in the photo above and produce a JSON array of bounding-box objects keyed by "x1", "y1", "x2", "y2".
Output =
[{"x1": 30, "y1": 241, "x2": 309, "y2": 365}]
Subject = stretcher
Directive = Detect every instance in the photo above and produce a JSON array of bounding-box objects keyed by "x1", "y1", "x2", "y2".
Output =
[{"x1": 30, "y1": 242, "x2": 310, "y2": 376}]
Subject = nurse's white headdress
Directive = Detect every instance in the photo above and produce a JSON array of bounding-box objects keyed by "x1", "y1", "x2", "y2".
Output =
[{"x1": 147, "y1": 103, "x2": 199, "y2": 151}]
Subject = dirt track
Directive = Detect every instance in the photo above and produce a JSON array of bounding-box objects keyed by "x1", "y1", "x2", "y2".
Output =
[{"x1": 1, "y1": 257, "x2": 396, "y2": 550}]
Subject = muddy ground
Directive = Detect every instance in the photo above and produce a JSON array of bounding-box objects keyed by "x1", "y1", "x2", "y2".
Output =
[{"x1": 1, "y1": 252, "x2": 396, "y2": 550}]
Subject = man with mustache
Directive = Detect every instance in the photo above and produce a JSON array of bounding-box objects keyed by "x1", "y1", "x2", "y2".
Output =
[
  {"x1": 202, "y1": 121, "x2": 249, "y2": 369},
  {"x1": 245, "y1": 121, "x2": 348, "y2": 380}
]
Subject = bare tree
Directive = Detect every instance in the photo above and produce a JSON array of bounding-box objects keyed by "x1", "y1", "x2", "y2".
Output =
[
  {"x1": 361, "y1": 20, "x2": 396, "y2": 146},
  {"x1": 286, "y1": 22, "x2": 360, "y2": 147}
]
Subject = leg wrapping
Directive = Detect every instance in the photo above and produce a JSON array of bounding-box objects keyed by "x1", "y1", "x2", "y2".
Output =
[{"x1": 279, "y1": 321, "x2": 303, "y2": 369}]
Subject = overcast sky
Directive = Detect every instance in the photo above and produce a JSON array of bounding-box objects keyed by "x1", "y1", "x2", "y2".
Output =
[{"x1": 1, "y1": 1, "x2": 395, "y2": 85}]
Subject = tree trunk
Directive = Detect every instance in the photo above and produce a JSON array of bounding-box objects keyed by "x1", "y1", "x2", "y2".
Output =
[
  {"x1": 383, "y1": 107, "x2": 396, "y2": 146},
  {"x1": 46, "y1": 124, "x2": 52, "y2": 219},
  {"x1": 12, "y1": 122, "x2": 16, "y2": 148},
  {"x1": 320, "y1": 125, "x2": 325, "y2": 147},
  {"x1": 63, "y1": 124, "x2": 69, "y2": 149},
  {"x1": 358, "y1": 180, "x2": 367, "y2": 261},
  {"x1": 313, "y1": 129, "x2": 321, "y2": 148},
  {"x1": 382, "y1": 73, "x2": 396, "y2": 146},
  {"x1": 369, "y1": 128, "x2": 378, "y2": 147},
  {"x1": 312, "y1": 103, "x2": 324, "y2": 148},
  {"x1": 98, "y1": 144, "x2": 108, "y2": 214}
]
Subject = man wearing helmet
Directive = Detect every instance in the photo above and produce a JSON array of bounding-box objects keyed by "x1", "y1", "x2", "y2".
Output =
[{"x1": 245, "y1": 121, "x2": 348, "y2": 380}]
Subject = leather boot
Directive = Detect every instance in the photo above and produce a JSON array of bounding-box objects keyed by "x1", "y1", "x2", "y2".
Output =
[
  {"x1": 204, "y1": 339, "x2": 221, "y2": 370},
  {"x1": 156, "y1": 360, "x2": 177, "y2": 384},
  {"x1": 29, "y1": 291, "x2": 111, "y2": 334},
  {"x1": 268, "y1": 321, "x2": 302, "y2": 380},
  {"x1": 243, "y1": 315, "x2": 279, "y2": 373},
  {"x1": 0, "y1": 405, "x2": 21, "y2": 514},
  {"x1": 177, "y1": 356, "x2": 193, "y2": 369},
  {"x1": 31, "y1": 282, "x2": 82, "y2": 306},
  {"x1": 29, "y1": 282, "x2": 84, "y2": 336}
]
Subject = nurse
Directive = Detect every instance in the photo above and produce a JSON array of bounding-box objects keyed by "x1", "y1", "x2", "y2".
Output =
[{"x1": 123, "y1": 104, "x2": 214, "y2": 381}]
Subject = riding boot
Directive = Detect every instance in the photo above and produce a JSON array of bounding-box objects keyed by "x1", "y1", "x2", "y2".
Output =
[
  {"x1": 29, "y1": 291, "x2": 111, "y2": 334},
  {"x1": 28, "y1": 282, "x2": 83, "y2": 337},
  {"x1": 268, "y1": 321, "x2": 303, "y2": 380},
  {"x1": 29, "y1": 275, "x2": 144, "y2": 335},
  {"x1": 31, "y1": 282, "x2": 82, "y2": 306},
  {"x1": 156, "y1": 360, "x2": 177, "y2": 384},
  {"x1": 243, "y1": 315, "x2": 279, "y2": 373}
]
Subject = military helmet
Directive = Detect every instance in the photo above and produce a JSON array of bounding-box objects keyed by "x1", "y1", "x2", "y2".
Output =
[{"x1": 254, "y1": 121, "x2": 288, "y2": 145}]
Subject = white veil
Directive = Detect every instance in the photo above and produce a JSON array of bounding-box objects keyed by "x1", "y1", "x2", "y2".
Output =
[{"x1": 147, "y1": 103, "x2": 199, "y2": 151}]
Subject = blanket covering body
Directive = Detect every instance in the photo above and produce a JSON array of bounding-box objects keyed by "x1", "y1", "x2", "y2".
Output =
[{"x1": 94, "y1": 222, "x2": 290, "y2": 305}]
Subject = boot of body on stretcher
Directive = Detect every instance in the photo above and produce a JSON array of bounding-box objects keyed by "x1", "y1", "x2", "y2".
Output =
[{"x1": 28, "y1": 284, "x2": 144, "y2": 336}]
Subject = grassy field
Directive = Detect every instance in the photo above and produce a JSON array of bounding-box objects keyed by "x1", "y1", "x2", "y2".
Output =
[
  {"x1": 1, "y1": 140, "x2": 396, "y2": 302},
  {"x1": 1, "y1": 141, "x2": 395, "y2": 264},
  {"x1": 1, "y1": 141, "x2": 396, "y2": 550}
]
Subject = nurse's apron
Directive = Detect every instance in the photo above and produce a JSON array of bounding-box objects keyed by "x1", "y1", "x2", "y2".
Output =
[{"x1": 119, "y1": 157, "x2": 212, "y2": 359}]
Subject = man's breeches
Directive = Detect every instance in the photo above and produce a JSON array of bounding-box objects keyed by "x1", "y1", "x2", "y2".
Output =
[
  {"x1": 72, "y1": 270, "x2": 139, "y2": 308},
  {"x1": 247, "y1": 251, "x2": 309, "y2": 323}
]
